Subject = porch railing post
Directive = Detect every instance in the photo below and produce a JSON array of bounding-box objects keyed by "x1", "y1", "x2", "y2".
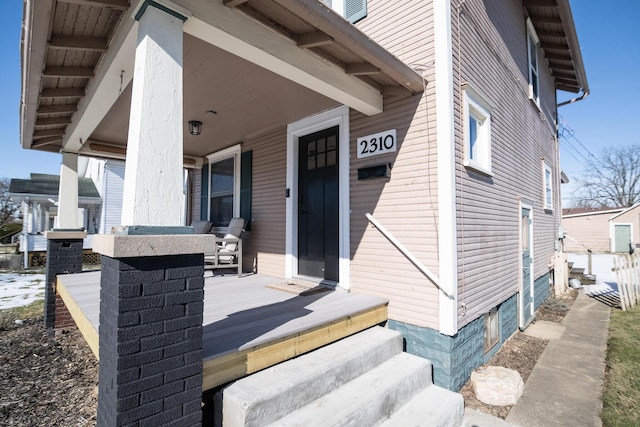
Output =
[{"x1": 44, "y1": 230, "x2": 86, "y2": 331}]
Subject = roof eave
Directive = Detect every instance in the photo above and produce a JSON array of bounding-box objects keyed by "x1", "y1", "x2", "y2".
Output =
[
  {"x1": 556, "y1": 0, "x2": 589, "y2": 96},
  {"x1": 20, "y1": 0, "x2": 55, "y2": 150}
]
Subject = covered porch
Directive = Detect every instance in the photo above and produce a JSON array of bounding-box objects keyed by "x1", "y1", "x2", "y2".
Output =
[{"x1": 56, "y1": 271, "x2": 388, "y2": 390}]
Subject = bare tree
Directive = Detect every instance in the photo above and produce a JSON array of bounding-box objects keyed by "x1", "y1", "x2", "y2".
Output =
[
  {"x1": 0, "y1": 178, "x2": 20, "y2": 225},
  {"x1": 573, "y1": 145, "x2": 640, "y2": 208}
]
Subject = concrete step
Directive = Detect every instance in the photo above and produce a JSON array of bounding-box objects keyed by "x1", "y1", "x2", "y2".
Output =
[
  {"x1": 223, "y1": 327, "x2": 404, "y2": 427},
  {"x1": 380, "y1": 384, "x2": 464, "y2": 427},
  {"x1": 266, "y1": 352, "x2": 433, "y2": 427}
]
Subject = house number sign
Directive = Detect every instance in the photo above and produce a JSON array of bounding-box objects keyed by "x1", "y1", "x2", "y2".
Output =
[{"x1": 357, "y1": 129, "x2": 397, "y2": 158}]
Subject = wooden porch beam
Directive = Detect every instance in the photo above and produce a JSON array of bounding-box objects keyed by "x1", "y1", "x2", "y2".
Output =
[
  {"x1": 345, "y1": 63, "x2": 380, "y2": 76},
  {"x1": 62, "y1": 14, "x2": 137, "y2": 152},
  {"x1": 536, "y1": 29, "x2": 565, "y2": 38},
  {"x1": 88, "y1": 142, "x2": 127, "y2": 155},
  {"x1": 530, "y1": 16, "x2": 562, "y2": 25},
  {"x1": 56, "y1": 0, "x2": 130, "y2": 11},
  {"x1": 545, "y1": 52, "x2": 572, "y2": 61},
  {"x1": 41, "y1": 88, "x2": 85, "y2": 98},
  {"x1": 43, "y1": 66, "x2": 94, "y2": 78},
  {"x1": 548, "y1": 62, "x2": 575, "y2": 72},
  {"x1": 36, "y1": 117, "x2": 72, "y2": 127},
  {"x1": 382, "y1": 85, "x2": 413, "y2": 98},
  {"x1": 33, "y1": 128, "x2": 66, "y2": 138},
  {"x1": 553, "y1": 69, "x2": 577, "y2": 77},
  {"x1": 297, "y1": 31, "x2": 334, "y2": 48},
  {"x1": 271, "y1": 0, "x2": 424, "y2": 95},
  {"x1": 49, "y1": 35, "x2": 109, "y2": 51},
  {"x1": 37, "y1": 104, "x2": 78, "y2": 114},
  {"x1": 523, "y1": 0, "x2": 558, "y2": 7},
  {"x1": 223, "y1": 0, "x2": 249, "y2": 7},
  {"x1": 32, "y1": 137, "x2": 62, "y2": 149},
  {"x1": 540, "y1": 41, "x2": 570, "y2": 51},
  {"x1": 185, "y1": 2, "x2": 384, "y2": 115}
]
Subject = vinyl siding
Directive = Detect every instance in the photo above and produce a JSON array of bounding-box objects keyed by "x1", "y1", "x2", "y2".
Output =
[
  {"x1": 241, "y1": 128, "x2": 288, "y2": 277},
  {"x1": 101, "y1": 160, "x2": 125, "y2": 234},
  {"x1": 192, "y1": 130, "x2": 288, "y2": 277},
  {"x1": 452, "y1": 0, "x2": 561, "y2": 327},
  {"x1": 562, "y1": 212, "x2": 614, "y2": 253},
  {"x1": 350, "y1": 1, "x2": 440, "y2": 329}
]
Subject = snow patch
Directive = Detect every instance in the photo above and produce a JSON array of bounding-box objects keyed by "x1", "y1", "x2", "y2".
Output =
[{"x1": 0, "y1": 274, "x2": 46, "y2": 310}]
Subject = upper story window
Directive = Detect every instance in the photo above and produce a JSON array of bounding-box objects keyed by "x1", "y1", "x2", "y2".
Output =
[
  {"x1": 543, "y1": 162, "x2": 553, "y2": 210},
  {"x1": 463, "y1": 86, "x2": 492, "y2": 175},
  {"x1": 323, "y1": 0, "x2": 367, "y2": 24},
  {"x1": 527, "y1": 18, "x2": 540, "y2": 106}
]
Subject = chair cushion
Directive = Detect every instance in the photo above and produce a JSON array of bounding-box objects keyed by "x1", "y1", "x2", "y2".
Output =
[
  {"x1": 224, "y1": 218, "x2": 246, "y2": 251},
  {"x1": 192, "y1": 220, "x2": 213, "y2": 234}
]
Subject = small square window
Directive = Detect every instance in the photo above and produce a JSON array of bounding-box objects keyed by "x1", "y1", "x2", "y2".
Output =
[
  {"x1": 543, "y1": 162, "x2": 553, "y2": 210},
  {"x1": 484, "y1": 307, "x2": 499, "y2": 353},
  {"x1": 464, "y1": 87, "x2": 492, "y2": 175}
]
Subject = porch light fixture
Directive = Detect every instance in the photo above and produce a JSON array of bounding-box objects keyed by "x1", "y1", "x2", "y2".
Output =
[{"x1": 188, "y1": 120, "x2": 202, "y2": 136}]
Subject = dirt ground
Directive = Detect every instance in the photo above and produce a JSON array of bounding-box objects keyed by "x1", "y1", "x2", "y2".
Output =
[
  {"x1": 0, "y1": 289, "x2": 578, "y2": 425},
  {"x1": 0, "y1": 313, "x2": 98, "y2": 426},
  {"x1": 460, "y1": 289, "x2": 579, "y2": 419}
]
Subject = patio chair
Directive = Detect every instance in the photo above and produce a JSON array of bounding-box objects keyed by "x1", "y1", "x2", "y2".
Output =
[{"x1": 203, "y1": 217, "x2": 246, "y2": 277}]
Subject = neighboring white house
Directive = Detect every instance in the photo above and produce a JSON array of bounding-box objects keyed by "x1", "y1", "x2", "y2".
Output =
[{"x1": 9, "y1": 157, "x2": 125, "y2": 266}]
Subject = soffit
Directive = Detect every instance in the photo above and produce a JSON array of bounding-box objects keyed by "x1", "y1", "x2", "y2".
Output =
[
  {"x1": 523, "y1": 0, "x2": 588, "y2": 94},
  {"x1": 21, "y1": 0, "x2": 424, "y2": 155}
]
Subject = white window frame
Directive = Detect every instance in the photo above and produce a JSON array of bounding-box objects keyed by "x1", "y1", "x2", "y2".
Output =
[
  {"x1": 206, "y1": 144, "x2": 241, "y2": 226},
  {"x1": 543, "y1": 161, "x2": 553, "y2": 211},
  {"x1": 527, "y1": 18, "x2": 540, "y2": 107},
  {"x1": 463, "y1": 86, "x2": 492, "y2": 175}
]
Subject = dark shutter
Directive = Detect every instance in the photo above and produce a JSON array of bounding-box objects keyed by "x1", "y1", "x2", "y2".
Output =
[
  {"x1": 345, "y1": 0, "x2": 367, "y2": 24},
  {"x1": 200, "y1": 163, "x2": 209, "y2": 220},
  {"x1": 240, "y1": 150, "x2": 252, "y2": 230}
]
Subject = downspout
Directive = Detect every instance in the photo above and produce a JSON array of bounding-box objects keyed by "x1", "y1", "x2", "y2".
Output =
[{"x1": 557, "y1": 89, "x2": 588, "y2": 107}]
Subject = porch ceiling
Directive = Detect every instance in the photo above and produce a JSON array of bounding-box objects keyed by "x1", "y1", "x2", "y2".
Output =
[
  {"x1": 20, "y1": 0, "x2": 425, "y2": 158},
  {"x1": 523, "y1": 0, "x2": 589, "y2": 95}
]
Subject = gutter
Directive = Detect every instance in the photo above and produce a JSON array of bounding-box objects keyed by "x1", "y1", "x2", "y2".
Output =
[
  {"x1": 558, "y1": 89, "x2": 588, "y2": 107},
  {"x1": 556, "y1": 0, "x2": 589, "y2": 107}
]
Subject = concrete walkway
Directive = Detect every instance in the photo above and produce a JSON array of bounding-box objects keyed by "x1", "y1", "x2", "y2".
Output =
[{"x1": 505, "y1": 292, "x2": 610, "y2": 427}]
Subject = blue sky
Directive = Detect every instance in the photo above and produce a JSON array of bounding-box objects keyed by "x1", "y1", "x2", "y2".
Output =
[{"x1": 1, "y1": 1, "x2": 639, "y2": 205}]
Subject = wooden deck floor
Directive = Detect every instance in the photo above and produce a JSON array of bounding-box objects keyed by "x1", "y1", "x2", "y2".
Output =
[{"x1": 57, "y1": 271, "x2": 388, "y2": 390}]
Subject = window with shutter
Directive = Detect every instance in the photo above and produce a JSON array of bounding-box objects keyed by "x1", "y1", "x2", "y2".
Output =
[
  {"x1": 344, "y1": 0, "x2": 367, "y2": 24},
  {"x1": 200, "y1": 163, "x2": 209, "y2": 221}
]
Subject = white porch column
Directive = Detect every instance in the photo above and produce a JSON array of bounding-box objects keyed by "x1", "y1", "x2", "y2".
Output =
[
  {"x1": 121, "y1": 3, "x2": 188, "y2": 226},
  {"x1": 56, "y1": 152, "x2": 81, "y2": 230}
]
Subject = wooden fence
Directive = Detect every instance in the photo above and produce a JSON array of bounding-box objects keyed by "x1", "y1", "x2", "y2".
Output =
[{"x1": 613, "y1": 254, "x2": 640, "y2": 310}]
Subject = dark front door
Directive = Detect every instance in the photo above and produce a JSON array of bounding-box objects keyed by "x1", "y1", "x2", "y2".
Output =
[{"x1": 298, "y1": 126, "x2": 339, "y2": 281}]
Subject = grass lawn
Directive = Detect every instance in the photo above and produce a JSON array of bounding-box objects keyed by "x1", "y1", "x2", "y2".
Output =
[
  {"x1": 602, "y1": 306, "x2": 640, "y2": 426},
  {"x1": 0, "y1": 299, "x2": 44, "y2": 329}
]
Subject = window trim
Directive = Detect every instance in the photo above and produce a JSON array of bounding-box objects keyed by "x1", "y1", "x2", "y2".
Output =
[
  {"x1": 463, "y1": 86, "x2": 492, "y2": 176},
  {"x1": 526, "y1": 18, "x2": 540, "y2": 107},
  {"x1": 206, "y1": 144, "x2": 241, "y2": 226},
  {"x1": 543, "y1": 161, "x2": 553, "y2": 211}
]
